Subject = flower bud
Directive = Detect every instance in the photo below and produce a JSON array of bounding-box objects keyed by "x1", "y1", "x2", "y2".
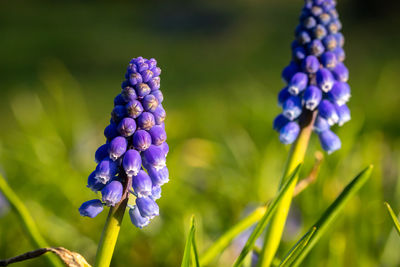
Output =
[
  {"x1": 147, "y1": 58, "x2": 157, "y2": 69},
  {"x1": 152, "y1": 90, "x2": 164, "y2": 103},
  {"x1": 331, "y1": 62, "x2": 349, "y2": 82},
  {"x1": 151, "y1": 67, "x2": 162, "y2": 77},
  {"x1": 335, "y1": 103, "x2": 351, "y2": 126},
  {"x1": 283, "y1": 96, "x2": 302, "y2": 120},
  {"x1": 149, "y1": 125, "x2": 167, "y2": 146},
  {"x1": 288, "y1": 72, "x2": 308, "y2": 95},
  {"x1": 302, "y1": 85, "x2": 322, "y2": 110},
  {"x1": 334, "y1": 32, "x2": 344, "y2": 47},
  {"x1": 140, "y1": 70, "x2": 153, "y2": 83},
  {"x1": 153, "y1": 105, "x2": 166, "y2": 125},
  {"x1": 132, "y1": 170, "x2": 152, "y2": 197},
  {"x1": 129, "y1": 206, "x2": 150, "y2": 228},
  {"x1": 158, "y1": 142, "x2": 169, "y2": 157},
  {"x1": 318, "y1": 100, "x2": 339, "y2": 125},
  {"x1": 95, "y1": 144, "x2": 109, "y2": 163},
  {"x1": 279, "y1": 121, "x2": 300, "y2": 145},
  {"x1": 308, "y1": 39, "x2": 325, "y2": 56},
  {"x1": 148, "y1": 76, "x2": 161, "y2": 91},
  {"x1": 117, "y1": 118, "x2": 136, "y2": 137},
  {"x1": 318, "y1": 130, "x2": 341, "y2": 154},
  {"x1": 313, "y1": 24, "x2": 327, "y2": 39},
  {"x1": 147, "y1": 166, "x2": 169, "y2": 186},
  {"x1": 109, "y1": 136, "x2": 128, "y2": 160},
  {"x1": 137, "y1": 112, "x2": 155, "y2": 130},
  {"x1": 102, "y1": 180, "x2": 123, "y2": 206},
  {"x1": 135, "y1": 83, "x2": 151, "y2": 98},
  {"x1": 129, "y1": 73, "x2": 143, "y2": 86},
  {"x1": 316, "y1": 68, "x2": 335, "y2": 92},
  {"x1": 313, "y1": 116, "x2": 330, "y2": 133},
  {"x1": 121, "y1": 86, "x2": 137, "y2": 102},
  {"x1": 293, "y1": 47, "x2": 307, "y2": 62},
  {"x1": 333, "y1": 47, "x2": 345, "y2": 62},
  {"x1": 297, "y1": 31, "x2": 311, "y2": 45},
  {"x1": 111, "y1": 105, "x2": 127, "y2": 123},
  {"x1": 142, "y1": 94, "x2": 159, "y2": 112},
  {"x1": 136, "y1": 196, "x2": 159, "y2": 218},
  {"x1": 302, "y1": 55, "x2": 320, "y2": 74},
  {"x1": 126, "y1": 100, "x2": 144, "y2": 119},
  {"x1": 87, "y1": 171, "x2": 106, "y2": 192},
  {"x1": 322, "y1": 34, "x2": 337, "y2": 51},
  {"x1": 104, "y1": 124, "x2": 119, "y2": 140},
  {"x1": 122, "y1": 149, "x2": 142, "y2": 177},
  {"x1": 278, "y1": 87, "x2": 291, "y2": 107},
  {"x1": 142, "y1": 145, "x2": 166, "y2": 170},
  {"x1": 302, "y1": 16, "x2": 317, "y2": 29},
  {"x1": 327, "y1": 82, "x2": 351, "y2": 106},
  {"x1": 282, "y1": 61, "x2": 300, "y2": 83},
  {"x1": 79, "y1": 199, "x2": 103, "y2": 218},
  {"x1": 132, "y1": 130, "x2": 152, "y2": 151},
  {"x1": 150, "y1": 186, "x2": 162, "y2": 200},
  {"x1": 273, "y1": 114, "x2": 290, "y2": 132},
  {"x1": 114, "y1": 94, "x2": 126, "y2": 106}
]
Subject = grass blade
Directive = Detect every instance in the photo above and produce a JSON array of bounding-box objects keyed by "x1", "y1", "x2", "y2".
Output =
[
  {"x1": 278, "y1": 227, "x2": 316, "y2": 267},
  {"x1": 232, "y1": 164, "x2": 302, "y2": 267},
  {"x1": 192, "y1": 228, "x2": 200, "y2": 267},
  {"x1": 181, "y1": 215, "x2": 197, "y2": 267},
  {"x1": 384, "y1": 202, "x2": 400, "y2": 236},
  {"x1": 283, "y1": 165, "x2": 373, "y2": 267}
]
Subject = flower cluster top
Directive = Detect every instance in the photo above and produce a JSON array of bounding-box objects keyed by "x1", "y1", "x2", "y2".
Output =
[
  {"x1": 273, "y1": 0, "x2": 350, "y2": 154},
  {"x1": 79, "y1": 57, "x2": 169, "y2": 228}
]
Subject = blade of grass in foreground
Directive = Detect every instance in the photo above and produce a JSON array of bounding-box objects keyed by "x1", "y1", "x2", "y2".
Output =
[
  {"x1": 232, "y1": 164, "x2": 301, "y2": 267},
  {"x1": 181, "y1": 215, "x2": 199, "y2": 267},
  {"x1": 384, "y1": 202, "x2": 400, "y2": 236},
  {"x1": 0, "y1": 174, "x2": 63, "y2": 267},
  {"x1": 278, "y1": 227, "x2": 316, "y2": 267},
  {"x1": 281, "y1": 165, "x2": 373, "y2": 267}
]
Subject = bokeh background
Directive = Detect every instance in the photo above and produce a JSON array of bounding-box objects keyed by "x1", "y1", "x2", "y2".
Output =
[{"x1": 1, "y1": 0, "x2": 400, "y2": 266}]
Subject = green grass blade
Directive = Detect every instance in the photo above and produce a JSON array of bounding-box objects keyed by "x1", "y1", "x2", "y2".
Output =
[
  {"x1": 384, "y1": 202, "x2": 400, "y2": 236},
  {"x1": 278, "y1": 227, "x2": 316, "y2": 267},
  {"x1": 181, "y1": 215, "x2": 197, "y2": 267},
  {"x1": 286, "y1": 165, "x2": 373, "y2": 267},
  {"x1": 192, "y1": 228, "x2": 201, "y2": 267},
  {"x1": 232, "y1": 164, "x2": 302, "y2": 267},
  {"x1": 199, "y1": 206, "x2": 266, "y2": 266}
]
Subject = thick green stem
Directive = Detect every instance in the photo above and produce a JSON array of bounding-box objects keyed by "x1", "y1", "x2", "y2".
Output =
[
  {"x1": 258, "y1": 110, "x2": 316, "y2": 267},
  {"x1": 94, "y1": 177, "x2": 131, "y2": 267},
  {"x1": 0, "y1": 174, "x2": 63, "y2": 267}
]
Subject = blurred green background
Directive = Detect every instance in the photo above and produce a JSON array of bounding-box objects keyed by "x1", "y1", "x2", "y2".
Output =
[{"x1": 1, "y1": 0, "x2": 400, "y2": 266}]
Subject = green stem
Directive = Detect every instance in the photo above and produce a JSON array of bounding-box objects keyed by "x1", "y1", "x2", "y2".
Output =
[
  {"x1": 258, "y1": 110, "x2": 316, "y2": 267},
  {"x1": 0, "y1": 174, "x2": 63, "y2": 267},
  {"x1": 199, "y1": 206, "x2": 267, "y2": 266},
  {"x1": 94, "y1": 177, "x2": 131, "y2": 267}
]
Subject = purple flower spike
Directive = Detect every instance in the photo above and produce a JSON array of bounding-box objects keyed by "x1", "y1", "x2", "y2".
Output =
[
  {"x1": 302, "y1": 85, "x2": 322, "y2": 110},
  {"x1": 132, "y1": 170, "x2": 153, "y2": 197},
  {"x1": 151, "y1": 67, "x2": 161, "y2": 77},
  {"x1": 142, "y1": 145, "x2": 166, "y2": 170},
  {"x1": 316, "y1": 68, "x2": 335, "y2": 92},
  {"x1": 288, "y1": 72, "x2": 308, "y2": 95},
  {"x1": 152, "y1": 90, "x2": 164, "y2": 104},
  {"x1": 123, "y1": 149, "x2": 142, "y2": 177},
  {"x1": 150, "y1": 186, "x2": 162, "y2": 200},
  {"x1": 318, "y1": 130, "x2": 341, "y2": 154},
  {"x1": 121, "y1": 86, "x2": 137, "y2": 102},
  {"x1": 282, "y1": 96, "x2": 302, "y2": 120},
  {"x1": 136, "y1": 196, "x2": 159, "y2": 218},
  {"x1": 158, "y1": 142, "x2": 169, "y2": 157},
  {"x1": 141, "y1": 69, "x2": 153, "y2": 83},
  {"x1": 320, "y1": 52, "x2": 337, "y2": 69},
  {"x1": 126, "y1": 100, "x2": 144, "y2": 119},
  {"x1": 102, "y1": 180, "x2": 123, "y2": 206},
  {"x1": 108, "y1": 136, "x2": 128, "y2": 161},
  {"x1": 129, "y1": 206, "x2": 150, "y2": 228},
  {"x1": 273, "y1": 114, "x2": 290, "y2": 132},
  {"x1": 302, "y1": 55, "x2": 320, "y2": 74},
  {"x1": 313, "y1": 24, "x2": 327, "y2": 39},
  {"x1": 278, "y1": 87, "x2": 291, "y2": 107},
  {"x1": 79, "y1": 199, "x2": 104, "y2": 218},
  {"x1": 308, "y1": 39, "x2": 325, "y2": 56},
  {"x1": 95, "y1": 144, "x2": 109, "y2": 163},
  {"x1": 148, "y1": 77, "x2": 161, "y2": 91},
  {"x1": 87, "y1": 171, "x2": 107, "y2": 192},
  {"x1": 318, "y1": 100, "x2": 339, "y2": 125},
  {"x1": 111, "y1": 105, "x2": 127, "y2": 123},
  {"x1": 132, "y1": 130, "x2": 152, "y2": 151},
  {"x1": 335, "y1": 103, "x2": 351, "y2": 126},
  {"x1": 332, "y1": 62, "x2": 349, "y2": 82},
  {"x1": 137, "y1": 112, "x2": 156, "y2": 130},
  {"x1": 148, "y1": 125, "x2": 167, "y2": 146},
  {"x1": 327, "y1": 82, "x2": 351, "y2": 106},
  {"x1": 322, "y1": 35, "x2": 337, "y2": 51},
  {"x1": 129, "y1": 73, "x2": 143, "y2": 86},
  {"x1": 142, "y1": 94, "x2": 159, "y2": 112},
  {"x1": 95, "y1": 158, "x2": 118, "y2": 184},
  {"x1": 152, "y1": 105, "x2": 166, "y2": 125},
  {"x1": 313, "y1": 116, "x2": 330, "y2": 133},
  {"x1": 135, "y1": 83, "x2": 151, "y2": 98},
  {"x1": 146, "y1": 165, "x2": 169, "y2": 186},
  {"x1": 279, "y1": 121, "x2": 300, "y2": 145},
  {"x1": 104, "y1": 124, "x2": 119, "y2": 140},
  {"x1": 117, "y1": 117, "x2": 137, "y2": 137}
]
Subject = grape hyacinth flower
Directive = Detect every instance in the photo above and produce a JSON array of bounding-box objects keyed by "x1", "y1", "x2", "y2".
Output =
[
  {"x1": 273, "y1": 0, "x2": 351, "y2": 154},
  {"x1": 79, "y1": 57, "x2": 169, "y2": 228}
]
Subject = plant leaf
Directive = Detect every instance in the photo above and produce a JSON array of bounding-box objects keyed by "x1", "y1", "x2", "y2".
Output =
[
  {"x1": 278, "y1": 227, "x2": 316, "y2": 267},
  {"x1": 232, "y1": 164, "x2": 302, "y2": 267},
  {"x1": 384, "y1": 202, "x2": 400, "y2": 236},
  {"x1": 281, "y1": 165, "x2": 373, "y2": 267},
  {"x1": 181, "y1": 215, "x2": 197, "y2": 267}
]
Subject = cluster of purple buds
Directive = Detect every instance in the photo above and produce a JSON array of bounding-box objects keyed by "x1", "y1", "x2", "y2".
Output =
[
  {"x1": 273, "y1": 0, "x2": 350, "y2": 154},
  {"x1": 79, "y1": 57, "x2": 169, "y2": 228}
]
